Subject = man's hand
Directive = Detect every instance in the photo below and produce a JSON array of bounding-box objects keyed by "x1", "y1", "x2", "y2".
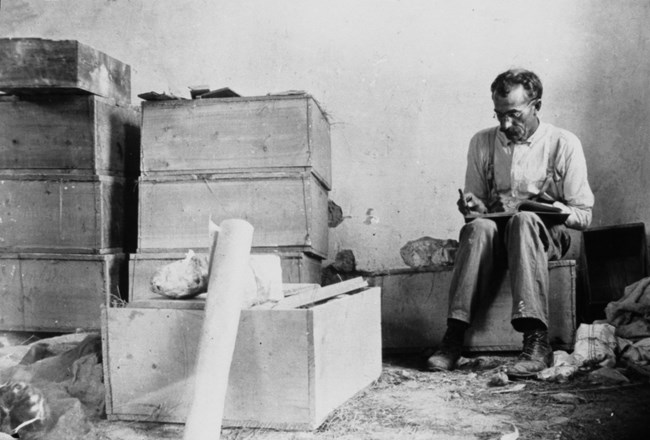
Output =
[
  {"x1": 552, "y1": 201, "x2": 572, "y2": 214},
  {"x1": 457, "y1": 190, "x2": 487, "y2": 215}
]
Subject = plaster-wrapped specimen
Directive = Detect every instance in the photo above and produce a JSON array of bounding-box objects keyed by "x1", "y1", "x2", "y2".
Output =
[
  {"x1": 399, "y1": 237, "x2": 458, "y2": 268},
  {"x1": 150, "y1": 250, "x2": 208, "y2": 299}
]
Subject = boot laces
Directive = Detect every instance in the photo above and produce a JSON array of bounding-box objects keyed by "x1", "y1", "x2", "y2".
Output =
[{"x1": 521, "y1": 329, "x2": 548, "y2": 359}]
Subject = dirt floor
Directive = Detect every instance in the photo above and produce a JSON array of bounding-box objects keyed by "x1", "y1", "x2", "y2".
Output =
[
  {"x1": 88, "y1": 354, "x2": 650, "y2": 440},
  {"x1": 3, "y1": 334, "x2": 650, "y2": 440}
]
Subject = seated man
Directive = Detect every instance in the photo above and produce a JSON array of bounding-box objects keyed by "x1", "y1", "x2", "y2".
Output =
[{"x1": 427, "y1": 68, "x2": 594, "y2": 376}]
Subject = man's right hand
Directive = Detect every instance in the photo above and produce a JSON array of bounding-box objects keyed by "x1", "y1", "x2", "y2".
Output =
[{"x1": 457, "y1": 191, "x2": 487, "y2": 215}]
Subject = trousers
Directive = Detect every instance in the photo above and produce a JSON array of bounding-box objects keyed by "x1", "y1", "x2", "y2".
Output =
[{"x1": 447, "y1": 211, "x2": 570, "y2": 332}]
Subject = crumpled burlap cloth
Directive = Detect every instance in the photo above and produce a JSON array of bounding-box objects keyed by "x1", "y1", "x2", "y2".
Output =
[{"x1": 605, "y1": 277, "x2": 650, "y2": 340}]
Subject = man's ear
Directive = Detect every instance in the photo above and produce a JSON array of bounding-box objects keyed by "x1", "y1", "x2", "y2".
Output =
[{"x1": 535, "y1": 99, "x2": 542, "y2": 112}]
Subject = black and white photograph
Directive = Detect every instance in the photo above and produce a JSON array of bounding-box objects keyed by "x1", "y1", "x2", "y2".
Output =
[{"x1": 0, "y1": 1, "x2": 649, "y2": 439}]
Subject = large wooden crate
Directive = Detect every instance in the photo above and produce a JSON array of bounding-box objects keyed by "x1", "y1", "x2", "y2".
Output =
[
  {"x1": 369, "y1": 260, "x2": 576, "y2": 351},
  {"x1": 128, "y1": 250, "x2": 322, "y2": 302},
  {"x1": 0, "y1": 95, "x2": 140, "y2": 177},
  {"x1": 137, "y1": 171, "x2": 328, "y2": 258},
  {"x1": 0, "y1": 175, "x2": 131, "y2": 253},
  {"x1": 140, "y1": 94, "x2": 331, "y2": 189},
  {"x1": 103, "y1": 287, "x2": 381, "y2": 430},
  {"x1": 0, "y1": 38, "x2": 131, "y2": 104},
  {"x1": 0, "y1": 252, "x2": 126, "y2": 332}
]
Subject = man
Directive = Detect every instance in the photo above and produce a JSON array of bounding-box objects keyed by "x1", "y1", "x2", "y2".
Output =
[{"x1": 427, "y1": 68, "x2": 594, "y2": 376}]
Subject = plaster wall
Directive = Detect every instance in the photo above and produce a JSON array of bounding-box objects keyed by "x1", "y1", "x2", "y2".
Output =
[{"x1": 1, "y1": 0, "x2": 649, "y2": 271}]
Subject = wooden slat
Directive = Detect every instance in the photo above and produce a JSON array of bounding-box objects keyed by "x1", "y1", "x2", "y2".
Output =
[
  {"x1": 0, "y1": 253, "x2": 126, "y2": 332},
  {"x1": 0, "y1": 95, "x2": 139, "y2": 176},
  {"x1": 312, "y1": 287, "x2": 382, "y2": 423},
  {"x1": 0, "y1": 175, "x2": 128, "y2": 253},
  {"x1": 128, "y1": 283, "x2": 322, "y2": 310},
  {"x1": 136, "y1": 172, "x2": 328, "y2": 257},
  {"x1": 282, "y1": 283, "x2": 321, "y2": 297},
  {"x1": 273, "y1": 277, "x2": 368, "y2": 310}
]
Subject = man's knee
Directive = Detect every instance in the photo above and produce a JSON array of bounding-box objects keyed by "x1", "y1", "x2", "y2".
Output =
[
  {"x1": 460, "y1": 218, "x2": 498, "y2": 244},
  {"x1": 509, "y1": 211, "x2": 539, "y2": 228}
]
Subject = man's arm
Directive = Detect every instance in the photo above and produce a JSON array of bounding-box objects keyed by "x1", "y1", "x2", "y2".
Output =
[
  {"x1": 463, "y1": 132, "x2": 490, "y2": 205},
  {"x1": 554, "y1": 132, "x2": 594, "y2": 230}
]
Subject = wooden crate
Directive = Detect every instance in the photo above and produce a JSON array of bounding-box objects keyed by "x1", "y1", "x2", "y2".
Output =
[
  {"x1": 0, "y1": 38, "x2": 131, "y2": 104},
  {"x1": 0, "y1": 252, "x2": 126, "y2": 332},
  {"x1": 127, "y1": 249, "x2": 322, "y2": 302},
  {"x1": 0, "y1": 95, "x2": 140, "y2": 177},
  {"x1": 103, "y1": 287, "x2": 381, "y2": 429},
  {"x1": 580, "y1": 223, "x2": 648, "y2": 322},
  {"x1": 0, "y1": 174, "x2": 131, "y2": 253},
  {"x1": 140, "y1": 94, "x2": 331, "y2": 189},
  {"x1": 369, "y1": 260, "x2": 576, "y2": 351},
  {"x1": 137, "y1": 171, "x2": 328, "y2": 258}
]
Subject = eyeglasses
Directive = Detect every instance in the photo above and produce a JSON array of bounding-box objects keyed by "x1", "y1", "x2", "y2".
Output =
[{"x1": 494, "y1": 99, "x2": 537, "y2": 122}]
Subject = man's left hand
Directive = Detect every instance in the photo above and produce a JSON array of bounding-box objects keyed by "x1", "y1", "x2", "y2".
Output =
[{"x1": 552, "y1": 201, "x2": 572, "y2": 214}]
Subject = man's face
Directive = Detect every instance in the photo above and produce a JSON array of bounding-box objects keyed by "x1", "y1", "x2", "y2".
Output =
[{"x1": 492, "y1": 85, "x2": 539, "y2": 143}]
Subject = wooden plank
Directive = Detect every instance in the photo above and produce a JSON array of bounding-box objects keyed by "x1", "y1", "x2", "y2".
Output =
[
  {"x1": 0, "y1": 257, "x2": 25, "y2": 329},
  {"x1": 136, "y1": 172, "x2": 328, "y2": 257},
  {"x1": 128, "y1": 284, "x2": 321, "y2": 310},
  {"x1": 0, "y1": 95, "x2": 140, "y2": 176},
  {"x1": 100, "y1": 307, "x2": 114, "y2": 417},
  {"x1": 0, "y1": 253, "x2": 126, "y2": 332},
  {"x1": 0, "y1": 175, "x2": 128, "y2": 253},
  {"x1": 283, "y1": 284, "x2": 321, "y2": 297},
  {"x1": 312, "y1": 287, "x2": 381, "y2": 424},
  {"x1": 273, "y1": 277, "x2": 368, "y2": 310},
  {"x1": 140, "y1": 95, "x2": 331, "y2": 189},
  {"x1": 0, "y1": 38, "x2": 131, "y2": 104}
]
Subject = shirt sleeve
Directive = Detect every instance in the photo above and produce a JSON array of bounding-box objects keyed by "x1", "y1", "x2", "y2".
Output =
[
  {"x1": 464, "y1": 132, "x2": 489, "y2": 203},
  {"x1": 558, "y1": 133, "x2": 594, "y2": 230}
]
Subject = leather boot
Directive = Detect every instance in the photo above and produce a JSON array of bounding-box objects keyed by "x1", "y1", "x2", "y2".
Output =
[
  {"x1": 426, "y1": 321, "x2": 466, "y2": 371},
  {"x1": 506, "y1": 328, "x2": 553, "y2": 378}
]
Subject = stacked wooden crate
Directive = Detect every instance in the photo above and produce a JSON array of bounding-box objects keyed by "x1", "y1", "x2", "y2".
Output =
[
  {"x1": 130, "y1": 94, "x2": 331, "y2": 301},
  {"x1": 0, "y1": 38, "x2": 140, "y2": 332}
]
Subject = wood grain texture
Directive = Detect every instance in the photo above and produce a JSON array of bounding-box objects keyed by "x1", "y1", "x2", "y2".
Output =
[
  {"x1": 370, "y1": 260, "x2": 577, "y2": 351},
  {"x1": 273, "y1": 277, "x2": 367, "y2": 309},
  {"x1": 0, "y1": 95, "x2": 140, "y2": 176},
  {"x1": 0, "y1": 175, "x2": 129, "y2": 253},
  {"x1": 0, "y1": 38, "x2": 131, "y2": 104},
  {"x1": 0, "y1": 253, "x2": 126, "y2": 332},
  {"x1": 136, "y1": 172, "x2": 328, "y2": 257},
  {"x1": 312, "y1": 287, "x2": 382, "y2": 423},
  {"x1": 140, "y1": 95, "x2": 331, "y2": 189},
  {"x1": 103, "y1": 288, "x2": 382, "y2": 429}
]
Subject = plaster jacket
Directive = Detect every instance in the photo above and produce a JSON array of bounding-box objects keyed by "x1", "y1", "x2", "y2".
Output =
[{"x1": 464, "y1": 122, "x2": 595, "y2": 230}]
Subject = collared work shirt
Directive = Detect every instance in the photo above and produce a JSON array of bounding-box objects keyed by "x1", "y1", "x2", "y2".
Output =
[{"x1": 464, "y1": 122, "x2": 594, "y2": 230}]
